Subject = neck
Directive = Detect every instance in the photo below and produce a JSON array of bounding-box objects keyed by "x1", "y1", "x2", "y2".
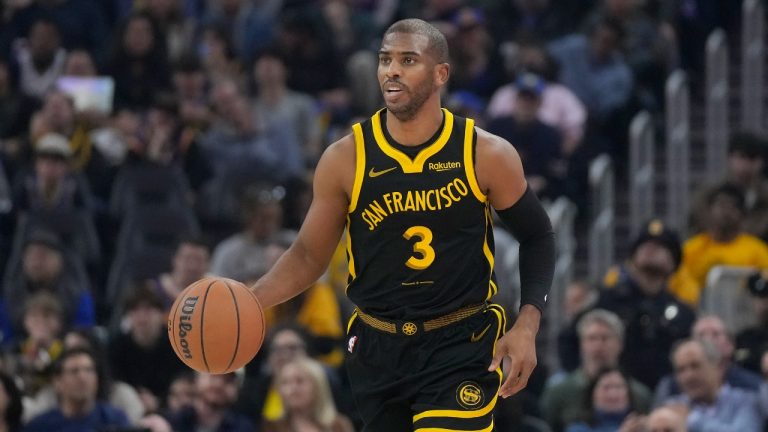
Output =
[
  {"x1": 61, "y1": 398, "x2": 95, "y2": 418},
  {"x1": 195, "y1": 400, "x2": 224, "y2": 427},
  {"x1": 710, "y1": 228, "x2": 739, "y2": 243},
  {"x1": 260, "y1": 83, "x2": 285, "y2": 102},
  {"x1": 385, "y1": 102, "x2": 443, "y2": 147}
]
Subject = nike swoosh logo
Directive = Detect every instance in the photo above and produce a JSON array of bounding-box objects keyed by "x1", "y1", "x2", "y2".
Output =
[
  {"x1": 470, "y1": 324, "x2": 492, "y2": 342},
  {"x1": 369, "y1": 167, "x2": 397, "y2": 178}
]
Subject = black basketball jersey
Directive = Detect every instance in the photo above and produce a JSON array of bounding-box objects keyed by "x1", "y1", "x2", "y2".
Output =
[{"x1": 345, "y1": 108, "x2": 497, "y2": 320}]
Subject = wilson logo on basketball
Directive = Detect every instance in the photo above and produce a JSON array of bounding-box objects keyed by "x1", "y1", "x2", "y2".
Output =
[{"x1": 178, "y1": 296, "x2": 199, "y2": 359}]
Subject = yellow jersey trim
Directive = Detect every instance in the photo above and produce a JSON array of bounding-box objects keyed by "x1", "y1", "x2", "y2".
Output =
[
  {"x1": 371, "y1": 108, "x2": 454, "y2": 173},
  {"x1": 414, "y1": 422, "x2": 494, "y2": 432},
  {"x1": 463, "y1": 118, "x2": 486, "y2": 202},
  {"x1": 413, "y1": 396, "x2": 497, "y2": 422},
  {"x1": 483, "y1": 206, "x2": 496, "y2": 299},
  {"x1": 345, "y1": 216, "x2": 356, "y2": 282},
  {"x1": 346, "y1": 310, "x2": 358, "y2": 333},
  {"x1": 349, "y1": 123, "x2": 366, "y2": 212}
]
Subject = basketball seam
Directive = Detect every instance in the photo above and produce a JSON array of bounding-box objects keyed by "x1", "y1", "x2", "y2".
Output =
[
  {"x1": 200, "y1": 280, "x2": 215, "y2": 373},
  {"x1": 223, "y1": 280, "x2": 241, "y2": 373}
]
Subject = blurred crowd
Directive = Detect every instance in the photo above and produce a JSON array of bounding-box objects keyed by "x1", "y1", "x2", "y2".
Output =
[{"x1": 0, "y1": 0, "x2": 766, "y2": 431}]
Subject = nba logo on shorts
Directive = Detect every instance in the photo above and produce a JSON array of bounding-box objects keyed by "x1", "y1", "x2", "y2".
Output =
[{"x1": 348, "y1": 336, "x2": 358, "y2": 353}]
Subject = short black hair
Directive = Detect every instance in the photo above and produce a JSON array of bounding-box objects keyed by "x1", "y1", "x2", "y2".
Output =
[
  {"x1": 707, "y1": 183, "x2": 746, "y2": 213},
  {"x1": 52, "y1": 347, "x2": 97, "y2": 376},
  {"x1": 121, "y1": 281, "x2": 164, "y2": 313},
  {"x1": 383, "y1": 19, "x2": 449, "y2": 64},
  {"x1": 729, "y1": 132, "x2": 768, "y2": 159}
]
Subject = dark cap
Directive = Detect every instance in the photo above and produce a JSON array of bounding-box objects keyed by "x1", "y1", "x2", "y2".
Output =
[
  {"x1": 630, "y1": 219, "x2": 683, "y2": 270},
  {"x1": 746, "y1": 270, "x2": 768, "y2": 298},
  {"x1": 515, "y1": 72, "x2": 545, "y2": 97}
]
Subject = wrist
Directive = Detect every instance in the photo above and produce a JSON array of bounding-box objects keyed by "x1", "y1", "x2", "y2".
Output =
[{"x1": 513, "y1": 305, "x2": 541, "y2": 333}]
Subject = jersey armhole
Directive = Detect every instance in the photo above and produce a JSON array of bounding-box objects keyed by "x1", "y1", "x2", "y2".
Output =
[
  {"x1": 463, "y1": 118, "x2": 487, "y2": 202},
  {"x1": 348, "y1": 123, "x2": 366, "y2": 212}
]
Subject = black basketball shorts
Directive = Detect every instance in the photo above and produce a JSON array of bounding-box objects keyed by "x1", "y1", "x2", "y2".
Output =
[{"x1": 344, "y1": 303, "x2": 507, "y2": 432}]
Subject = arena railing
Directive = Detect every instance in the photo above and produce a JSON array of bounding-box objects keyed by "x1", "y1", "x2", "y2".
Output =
[
  {"x1": 741, "y1": 0, "x2": 765, "y2": 133},
  {"x1": 665, "y1": 70, "x2": 690, "y2": 237},
  {"x1": 700, "y1": 265, "x2": 759, "y2": 335},
  {"x1": 705, "y1": 29, "x2": 729, "y2": 180},
  {"x1": 588, "y1": 154, "x2": 614, "y2": 285},
  {"x1": 629, "y1": 111, "x2": 655, "y2": 236}
]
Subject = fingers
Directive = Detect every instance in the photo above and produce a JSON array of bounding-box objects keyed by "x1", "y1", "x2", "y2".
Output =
[
  {"x1": 487, "y1": 352, "x2": 503, "y2": 372},
  {"x1": 498, "y1": 359, "x2": 535, "y2": 398}
]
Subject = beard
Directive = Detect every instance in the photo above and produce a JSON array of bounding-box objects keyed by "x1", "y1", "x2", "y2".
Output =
[{"x1": 384, "y1": 79, "x2": 434, "y2": 122}]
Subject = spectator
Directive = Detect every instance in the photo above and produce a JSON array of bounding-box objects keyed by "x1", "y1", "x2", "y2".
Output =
[
  {"x1": 646, "y1": 406, "x2": 686, "y2": 432},
  {"x1": 107, "y1": 13, "x2": 171, "y2": 110},
  {"x1": 0, "y1": 371, "x2": 23, "y2": 432},
  {"x1": 210, "y1": 185, "x2": 296, "y2": 283},
  {"x1": 446, "y1": 7, "x2": 506, "y2": 99},
  {"x1": 548, "y1": 16, "x2": 633, "y2": 120},
  {"x1": 564, "y1": 367, "x2": 647, "y2": 432},
  {"x1": 9, "y1": 292, "x2": 64, "y2": 397},
  {"x1": 109, "y1": 283, "x2": 186, "y2": 414},
  {"x1": 674, "y1": 184, "x2": 768, "y2": 305},
  {"x1": 252, "y1": 49, "x2": 322, "y2": 169},
  {"x1": 11, "y1": 132, "x2": 92, "y2": 213},
  {"x1": 591, "y1": 219, "x2": 695, "y2": 388},
  {"x1": 236, "y1": 324, "x2": 350, "y2": 425},
  {"x1": 141, "y1": 0, "x2": 197, "y2": 63},
  {"x1": 165, "y1": 371, "x2": 196, "y2": 416},
  {"x1": 487, "y1": 40, "x2": 587, "y2": 154},
  {"x1": 690, "y1": 132, "x2": 768, "y2": 240},
  {"x1": 12, "y1": 17, "x2": 66, "y2": 100},
  {"x1": 541, "y1": 309, "x2": 652, "y2": 432},
  {"x1": 196, "y1": 23, "x2": 242, "y2": 85},
  {"x1": 61, "y1": 49, "x2": 97, "y2": 77},
  {"x1": 487, "y1": 72, "x2": 566, "y2": 199},
  {"x1": 661, "y1": 338, "x2": 762, "y2": 432},
  {"x1": 201, "y1": 80, "x2": 303, "y2": 182},
  {"x1": 149, "y1": 236, "x2": 211, "y2": 311},
  {"x1": 167, "y1": 371, "x2": 255, "y2": 432},
  {"x1": 487, "y1": 0, "x2": 591, "y2": 43},
  {"x1": 0, "y1": 0, "x2": 109, "y2": 63},
  {"x1": 24, "y1": 328, "x2": 145, "y2": 424},
  {"x1": 24, "y1": 347, "x2": 130, "y2": 432},
  {"x1": 28, "y1": 90, "x2": 114, "y2": 201},
  {"x1": 202, "y1": 0, "x2": 276, "y2": 66},
  {"x1": 263, "y1": 357, "x2": 354, "y2": 432},
  {"x1": 655, "y1": 315, "x2": 762, "y2": 404},
  {"x1": 0, "y1": 230, "x2": 95, "y2": 344},
  {"x1": 172, "y1": 57, "x2": 212, "y2": 135},
  {"x1": 735, "y1": 270, "x2": 768, "y2": 373}
]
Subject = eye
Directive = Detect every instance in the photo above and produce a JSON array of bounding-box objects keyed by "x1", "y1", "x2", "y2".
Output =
[
  {"x1": 379, "y1": 57, "x2": 391, "y2": 65},
  {"x1": 403, "y1": 57, "x2": 415, "y2": 65}
]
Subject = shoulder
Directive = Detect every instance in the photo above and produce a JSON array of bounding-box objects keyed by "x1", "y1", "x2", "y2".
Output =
[
  {"x1": 96, "y1": 402, "x2": 130, "y2": 423},
  {"x1": 332, "y1": 415, "x2": 356, "y2": 432},
  {"x1": 25, "y1": 409, "x2": 62, "y2": 429}
]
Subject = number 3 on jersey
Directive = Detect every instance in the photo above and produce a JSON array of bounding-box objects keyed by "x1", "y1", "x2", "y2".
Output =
[{"x1": 403, "y1": 226, "x2": 435, "y2": 270}]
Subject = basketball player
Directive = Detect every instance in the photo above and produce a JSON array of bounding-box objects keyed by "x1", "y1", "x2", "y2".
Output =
[{"x1": 251, "y1": 19, "x2": 555, "y2": 431}]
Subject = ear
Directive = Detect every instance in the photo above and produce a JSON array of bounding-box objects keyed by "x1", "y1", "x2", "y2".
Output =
[{"x1": 434, "y1": 63, "x2": 450, "y2": 86}]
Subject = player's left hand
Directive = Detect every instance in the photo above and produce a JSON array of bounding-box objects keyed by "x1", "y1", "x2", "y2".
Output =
[{"x1": 488, "y1": 307, "x2": 539, "y2": 398}]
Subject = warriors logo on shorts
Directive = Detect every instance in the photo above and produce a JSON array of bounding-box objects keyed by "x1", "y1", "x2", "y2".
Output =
[{"x1": 455, "y1": 381, "x2": 484, "y2": 409}]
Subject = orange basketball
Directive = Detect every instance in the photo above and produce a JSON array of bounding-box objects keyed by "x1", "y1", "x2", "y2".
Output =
[{"x1": 168, "y1": 277, "x2": 265, "y2": 374}]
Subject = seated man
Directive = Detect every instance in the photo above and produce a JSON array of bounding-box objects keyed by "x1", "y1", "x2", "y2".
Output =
[
  {"x1": 661, "y1": 338, "x2": 762, "y2": 432},
  {"x1": 24, "y1": 347, "x2": 130, "y2": 431},
  {"x1": 166, "y1": 371, "x2": 254, "y2": 432},
  {"x1": 541, "y1": 309, "x2": 652, "y2": 432},
  {"x1": 654, "y1": 315, "x2": 761, "y2": 403}
]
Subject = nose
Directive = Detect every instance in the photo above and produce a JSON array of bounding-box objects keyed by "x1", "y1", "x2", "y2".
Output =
[{"x1": 385, "y1": 62, "x2": 401, "y2": 80}]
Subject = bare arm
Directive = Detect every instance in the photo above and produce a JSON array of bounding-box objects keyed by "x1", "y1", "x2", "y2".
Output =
[{"x1": 251, "y1": 136, "x2": 354, "y2": 309}]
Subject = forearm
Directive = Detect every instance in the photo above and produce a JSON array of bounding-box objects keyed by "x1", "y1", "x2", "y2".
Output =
[
  {"x1": 250, "y1": 239, "x2": 329, "y2": 309},
  {"x1": 496, "y1": 186, "x2": 556, "y2": 312}
]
